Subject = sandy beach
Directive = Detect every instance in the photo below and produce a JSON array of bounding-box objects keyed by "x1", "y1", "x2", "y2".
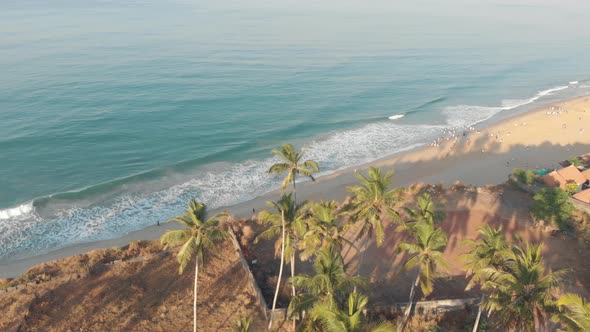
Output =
[{"x1": 2, "y1": 95, "x2": 590, "y2": 279}]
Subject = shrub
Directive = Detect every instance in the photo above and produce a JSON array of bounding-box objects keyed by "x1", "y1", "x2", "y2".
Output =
[
  {"x1": 531, "y1": 187, "x2": 574, "y2": 230},
  {"x1": 513, "y1": 168, "x2": 525, "y2": 181},
  {"x1": 523, "y1": 170, "x2": 537, "y2": 185},
  {"x1": 564, "y1": 182, "x2": 579, "y2": 196},
  {"x1": 567, "y1": 156, "x2": 584, "y2": 167},
  {"x1": 513, "y1": 168, "x2": 536, "y2": 185}
]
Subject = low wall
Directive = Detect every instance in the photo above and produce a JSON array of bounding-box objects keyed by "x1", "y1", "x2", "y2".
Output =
[
  {"x1": 227, "y1": 229, "x2": 269, "y2": 322},
  {"x1": 373, "y1": 297, "x2": 479, "y2": 316}
]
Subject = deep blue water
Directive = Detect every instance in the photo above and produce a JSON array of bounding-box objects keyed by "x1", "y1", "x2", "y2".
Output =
[{"x1": 1, "y1": 0, "x2": 590, "y2": 260}]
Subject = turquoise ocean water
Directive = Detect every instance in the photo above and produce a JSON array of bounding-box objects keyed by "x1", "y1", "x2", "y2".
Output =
[{"x1": 1, "y1": 0, "x2": 590, "y2": 261}]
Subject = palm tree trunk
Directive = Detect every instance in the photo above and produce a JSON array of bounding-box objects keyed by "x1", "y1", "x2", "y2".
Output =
[
  {"x1": 533, "y1": 308, "x2": 545, "y2": 332},
  {"x1": 353, "y1": 235, "x2": 370, "y2": 293},
  {"x1": 194, "y1": 255, "x2": 199, "y2": 332},
  {"x1": 291, "y1": 254, "x2": 296, "y2": 331},
  {"x1": 399, "y1": 268, "x2": 421, "y2": 331},
  {"x1": 268, "y1": 210, "x2": 287, "y2": 331},
  {"x1": 290, "y1": 254, "x2": 296, "y2": 296},
  {"x1": 292, "y1": 176, "x2": 297, "y2": 203},
  {"x1": 472, "y1": 294, "x2": 485, "y2": 332}
]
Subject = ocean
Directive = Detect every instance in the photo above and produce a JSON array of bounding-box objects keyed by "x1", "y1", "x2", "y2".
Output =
[{"x1": 1, "y1": 0, "x2": 590, "y2": 261}]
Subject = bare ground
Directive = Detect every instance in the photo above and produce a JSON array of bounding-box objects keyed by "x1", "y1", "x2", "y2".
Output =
[
  {"x1": 2, "y1": 182, "x2": 590, "y2": 331},
  {"x1": 244, "y1": 182, "x2": 590, "y2": 312},
  {"x1": 0, "y1": 240, "x2": 266, "y2": 332}
]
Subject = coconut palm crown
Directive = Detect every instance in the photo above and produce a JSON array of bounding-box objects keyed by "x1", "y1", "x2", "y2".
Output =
[
  {"x1": 461, "y1": 225, "x2": 509, "y2": 290},
  {"x1": 160, "y1": 199, "x2": 229, "y2": 332},
  {"x1": 160, "y1": 200, "x2": 228, "y2": 273},
  {"x1": 346, "y1": 167, "x2": 403, "y2": 247},
  {"x1": 397, "y1": 221, "x2": 449, "y2": 297},
  {"x1": 314, "y1": 292, "x2": 397, "y2": 332},
  {"x1": 255, "y1": 193, "x2": 306, "y2": 264},
  {"x1": 268, "y1": 143, "x2": 320, "y2": 196},
  {"x1": 289, "y1": 247, "x2": 366, "y2": 320},
  {"x1": 299, "y1": 200, "x2": 352, "y2": 261},
  {"x1": 482, "y1": 242, "x2": 567, "y2": 332}
]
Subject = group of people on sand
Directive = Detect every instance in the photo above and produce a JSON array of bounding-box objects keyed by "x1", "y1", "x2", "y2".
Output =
[{"x1": 429, "y1": 126, "x2": 476, "y2": 148}]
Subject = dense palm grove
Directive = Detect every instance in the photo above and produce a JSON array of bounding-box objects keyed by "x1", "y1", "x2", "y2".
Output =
[{"x1": 161, "y1": 143, "x2": 590, "y2": 332}]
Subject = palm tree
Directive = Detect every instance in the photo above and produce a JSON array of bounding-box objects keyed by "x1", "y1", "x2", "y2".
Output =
[
  {"x1": 399, "y1": 193, "x2": 443, "y2": 231},
  {"x1": 160, "y1": 200, "x2": 229, "y2": 332},
  {"x1": 482, "y1": 242, "x2": 567, "y2": 332},
  {"x1": 255, "y1": 194, "x2": 306, "y2": 330},
  {"x1": 299, "y1": 200, "x2": 352, "y2": 261},
  {"x1": 345, "y1": 167, "x2": 403, "y2": 276},
  {"x1": 461, "y1": 225, "x2": 509, "y2": 332},
  {"x1": 231, "y1": 316, "x2": 252, "y2": 332},
  {"x1": 553, "y1": 293, "x2": 590, "y2": 331},
  {"x1": 314, "y1": 292, "x2": 397, "y2": 332},
  {"x1": 268, "y1": 143, "x2": 320, "y2": 201},
  {"x1": 397, "y1": 221, "x2": 448, "y2": 330},
  {"x1": 289, "y1": 247, "x2": 365, "y2": 329}
]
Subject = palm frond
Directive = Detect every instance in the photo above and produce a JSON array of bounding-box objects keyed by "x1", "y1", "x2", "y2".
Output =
[
  {"x1": 176, "y1": 237, "x2": 197, "y2": 274},
  {"x1": 160, "y1": 229, "x2": 190, "y2": 248}
]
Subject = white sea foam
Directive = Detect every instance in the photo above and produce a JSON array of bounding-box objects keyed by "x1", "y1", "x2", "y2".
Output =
[
  {"x1": 388, "y1": 114, "x2": 405, "y2": 120},
  {"x1": 0, "y1": 121, "x2": 444, "y2": 261},
  {"x1": 444, "y1": 85, "x2": 570, "y2": 127},
  {"x1": 569, "y1": 81, "x2": 579, "y2": 85},
  {"x1": 537, "y1": 85, "x2": 568, "y2": 96},
  {"x1": 0, "y1": 202, "x2": 34, "y2": 220},
  {"x1": 0, "y1": 83, "x2": 577, "y2": 261}
]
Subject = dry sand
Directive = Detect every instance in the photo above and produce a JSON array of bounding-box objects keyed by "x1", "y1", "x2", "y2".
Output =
[{"x1": 2, "y1": 96, "x2": 590, "y2": 278}]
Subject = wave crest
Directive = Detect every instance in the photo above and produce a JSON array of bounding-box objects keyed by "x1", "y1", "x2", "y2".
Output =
[{"x1": 0, "y1": 202, "x2": 34, "y2": 220}]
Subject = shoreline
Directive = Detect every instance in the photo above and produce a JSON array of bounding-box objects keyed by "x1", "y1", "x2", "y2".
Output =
[{"x1": 2, "y1": 95, "x2": 590, "y2": 278}]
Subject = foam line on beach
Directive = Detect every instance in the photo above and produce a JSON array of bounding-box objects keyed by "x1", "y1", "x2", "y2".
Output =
[
  {"x1": 0, "y1": 120, "x2": 443, "y2": 261},
  {"x1": 444, "y1": 85, "x2": 569, "y2": 127},
  {"x1": 0, "y1": 82, "x2": 584, "y2": 262}
]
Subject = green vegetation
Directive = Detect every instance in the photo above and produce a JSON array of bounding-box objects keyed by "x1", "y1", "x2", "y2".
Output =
[
  {"x1": 397, "y1": 204, "x2": 449, "y2": 330},
  {"x1": 512, "y1": 168, "x2": 537, "y2": 185},
  {"x1": 314, "y1": 292, "x2": 397, "y2": 332},
  {"x1": 231, "y1": 316, "x2": 252, "y2": 332},
  {"x1": 160, "y1": 200, "x2": 229, "y2": 332},
  {"x1": 481, "y1": 243, "x2": 567, "y2": 331},
  {"x1": 255, "y1": 193, "x2": 306, "y2": 329},
  {"x1": 568, "y1": 156, "x2": 584, "y2": 168},
  {"x1": 461, "y1": 225, "x2": 509, "y2": 332},
  {"x1": 299, "y1": 200, "x2": 351, "y2": 261},
  {"x1": 345, "y1": 167, "x2": 403, "y2": 282},
  {"x1": 531, "y1": 187, "x2": 574, "y2": 230},
  {"x1": 288, "y1": 247, "x2": 365, "y2": 330},
  {"x1": 268, "y1": 143, "x2": 320, "y2": 201},
  {"x1": 151, "y1": 142, "x2": 589, "y2": 331},
  {"x1": 565, "y1": 182, "x2": 580, "y2": 196},
  {"x1": 554, "y1": 293, "x2": 590, "y2": 331}
]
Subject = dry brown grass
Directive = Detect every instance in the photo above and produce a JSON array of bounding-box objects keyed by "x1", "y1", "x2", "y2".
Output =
[{"x1": 0, "y1": 239, "x2": 266, "y2": 332}]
